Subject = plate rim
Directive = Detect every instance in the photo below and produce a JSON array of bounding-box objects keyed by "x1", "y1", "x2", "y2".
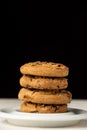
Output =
[{"x1": 0, "y1": 107, "x2": 87, "y2": 121}]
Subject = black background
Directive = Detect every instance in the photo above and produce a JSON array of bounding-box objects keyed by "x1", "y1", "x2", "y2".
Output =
[{"x1": 1, "y1": 3, "x2": 87, "y2": 99}]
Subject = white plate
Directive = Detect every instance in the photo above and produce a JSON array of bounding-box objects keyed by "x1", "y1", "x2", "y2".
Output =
[{"x1": 0, "y1": 107, "x2": 87, "y2": 127}]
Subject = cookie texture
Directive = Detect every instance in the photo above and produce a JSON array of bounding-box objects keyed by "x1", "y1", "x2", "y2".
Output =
[
  {"x1": 20, "y1": 102, "x2": 68, "y2": 113},
  {"x1": 18, "y1": 61, "x2": 72, "y2": 113},
  {"x1": 18, "y1": 88, "x2": 72, "y2": 104},
  {"x1": 20, "y1": 61, "x2": 69, "y2": 77},
  {"x1": 20, "y1": 75, "x2": 68, "y2": 90}
]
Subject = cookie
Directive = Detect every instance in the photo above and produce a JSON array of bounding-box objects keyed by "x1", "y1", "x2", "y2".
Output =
[
  {"x1": 20, "y1": 102, "x2": 68, "y2": 113},
  {"x1": 18, "y1": 88, "x2": 72, "y2": 104},
  {"x1": 20, "y1": 61, "x2": 69, "y2": 77},
  {"x1": 20, "y1": 75, "x2": 68, "y2": 90}
]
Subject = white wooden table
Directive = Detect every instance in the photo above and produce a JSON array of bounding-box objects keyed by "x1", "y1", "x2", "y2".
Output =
[{"x1": 0, "y1": 98, "x2": 87, "y2": 130}]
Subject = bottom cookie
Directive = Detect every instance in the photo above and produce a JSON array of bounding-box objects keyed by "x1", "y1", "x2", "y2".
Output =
[{"x1": 20, "y1": 102, "x2": 68, "y2": 113}]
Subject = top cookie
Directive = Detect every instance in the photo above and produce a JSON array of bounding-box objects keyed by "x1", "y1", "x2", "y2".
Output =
[{"x1": 20, "y1": 61, "x2": 69, "y2": 77}]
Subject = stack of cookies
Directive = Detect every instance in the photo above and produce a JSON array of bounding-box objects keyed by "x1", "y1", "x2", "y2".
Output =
[{"x1": 18, "y1": 61, "x2": 72, "y2": 113}]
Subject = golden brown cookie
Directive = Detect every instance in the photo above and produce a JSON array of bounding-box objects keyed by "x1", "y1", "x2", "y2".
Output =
[
  {"x1": 20, "y1": 102, "x2": 68, "y2": 113},
  {"x1": 20, "y1": 75, "x2": 68, "y2": 90},
  {"x1": 18, "y1": 88, "x2": 72, "y2": 104},
  {"x1": 20, "y1": 61, "x2": 69, "y2": 77}
]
